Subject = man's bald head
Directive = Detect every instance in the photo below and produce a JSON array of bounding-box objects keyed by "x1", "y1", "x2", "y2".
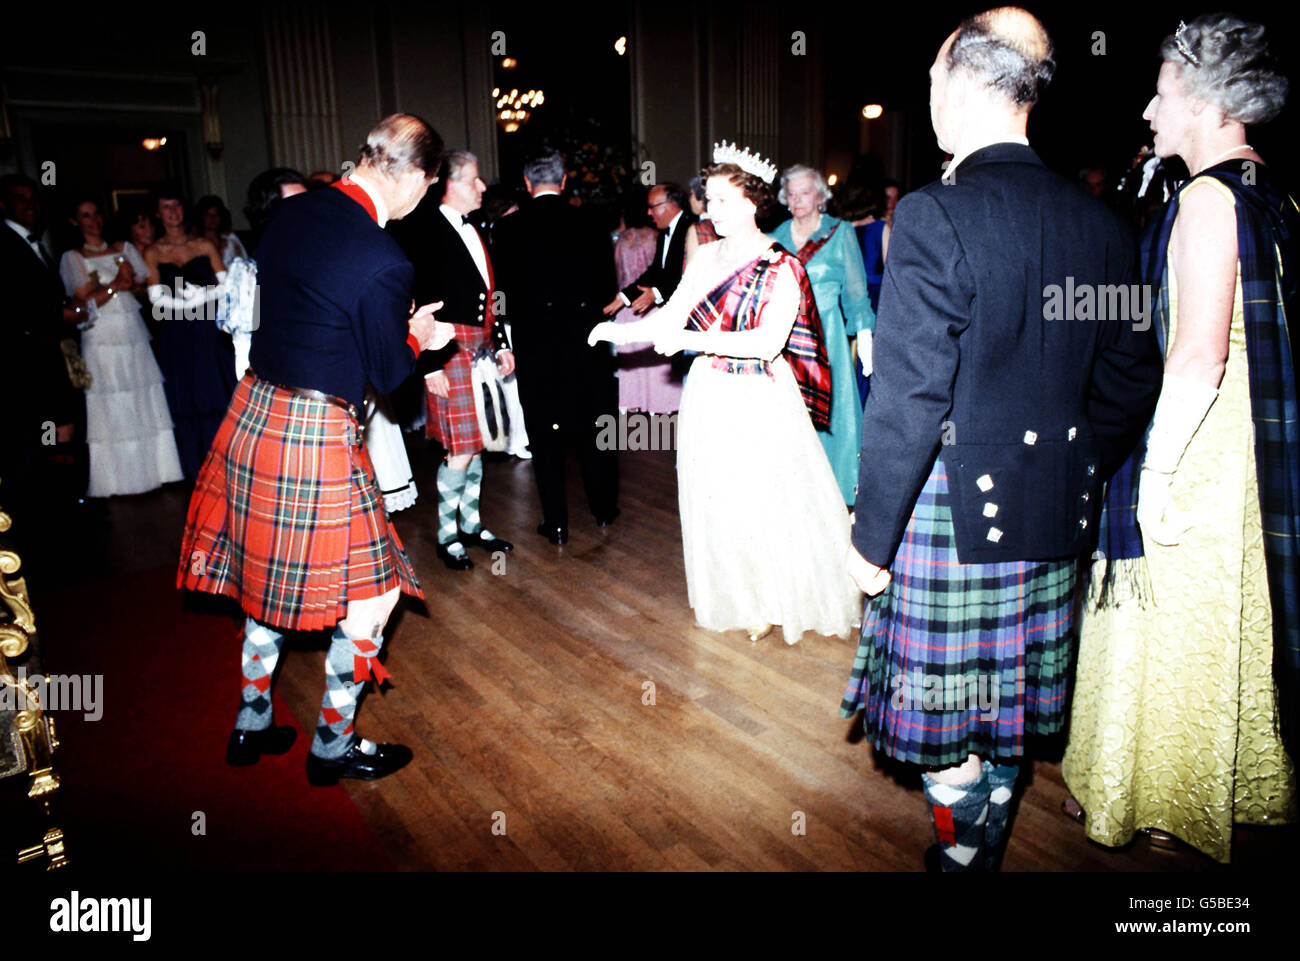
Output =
[{"x1": 944, "y1": 6, "x2": 1055, "y2": 108}]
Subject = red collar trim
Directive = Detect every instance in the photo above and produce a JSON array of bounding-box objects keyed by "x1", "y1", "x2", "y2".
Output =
[{"x1": 332, "y1": 177, "x2": 378, "y2": 223}]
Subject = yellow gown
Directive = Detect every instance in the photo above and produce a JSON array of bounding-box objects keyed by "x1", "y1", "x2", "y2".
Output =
[{"x1": 1062, "y1": 176, "x2": 1297, "y2": 862}]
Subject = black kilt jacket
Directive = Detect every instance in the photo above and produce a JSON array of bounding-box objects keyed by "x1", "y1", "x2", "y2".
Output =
[
  {"x1": 248, "y1": 186, "x2": 419, "y2": 409},
  {"x1": 491, "y1": 193, "x2": 619, "y2": 423},
  {"x1": 853, "y1": 142, "x2": 1164, "y2": 567},
  {"x1": 387, "y1": 197, "x2": 509, "y2": 374}
]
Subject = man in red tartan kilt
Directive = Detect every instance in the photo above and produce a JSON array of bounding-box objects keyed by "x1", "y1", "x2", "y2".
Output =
[
  {"x1": 177, "y1": 114, "x2": 455, "y2": 785},
  {"x1": 388, "y1": 150, "x2": 515, "y2": 570}
]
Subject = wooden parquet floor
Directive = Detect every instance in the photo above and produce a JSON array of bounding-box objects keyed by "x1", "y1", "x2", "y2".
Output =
[{"x1": 73, "y1": 438, "x2": 1298, "y2": 871}]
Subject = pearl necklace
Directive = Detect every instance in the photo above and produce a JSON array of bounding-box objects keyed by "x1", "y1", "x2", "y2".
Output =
[
  {"x1": 1200, "y1": 144, "x2": 1253, "y2": 171},
  {"x1": 83, "y1": 239, "x2": 108, "y2": 252}
]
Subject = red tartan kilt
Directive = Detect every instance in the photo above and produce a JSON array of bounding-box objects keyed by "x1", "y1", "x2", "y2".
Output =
[
  {"x1": 425, "y1": 324, "x2": 490, "y2": 455},
  {"x1": 177, "y1": 373, "x2": 422, "y2": 632}
]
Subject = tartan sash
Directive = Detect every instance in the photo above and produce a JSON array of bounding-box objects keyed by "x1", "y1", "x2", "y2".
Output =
[
  {"x1": 684, "y1": 243, "x2": 832, "y2": 430},
  {"x1": 793, "y1": 218, "x2": 840, "y2": 265},
  {"x1": 1096, "y1": 162, "x2": 1300, "y2": 756}
]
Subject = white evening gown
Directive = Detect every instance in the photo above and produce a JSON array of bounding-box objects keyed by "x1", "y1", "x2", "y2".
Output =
[
  {"x1": 636, "y1": 242, "x2": 861, "y2": 641},
  {"x1": 60, "y1": 244, "x2": 183, "y2": 497}
]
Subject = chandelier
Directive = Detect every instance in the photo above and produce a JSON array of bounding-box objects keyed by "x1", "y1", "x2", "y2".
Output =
[{"x1": 494, "y1": 87, "x2": 543, "y2": 133}]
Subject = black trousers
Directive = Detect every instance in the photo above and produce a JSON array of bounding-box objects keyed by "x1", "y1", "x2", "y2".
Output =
[{"x1": 517, "y1": 367, "x2": 618, "y2": 527}]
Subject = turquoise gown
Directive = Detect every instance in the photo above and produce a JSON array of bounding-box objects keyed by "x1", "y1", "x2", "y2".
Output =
[{"x1": 769, "y1": 214, "x2": 874, "y2": 504}]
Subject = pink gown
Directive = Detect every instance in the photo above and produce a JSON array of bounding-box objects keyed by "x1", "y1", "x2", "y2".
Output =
[{"x1": 613, "y1": 226, "x2": 684, "y2": 413}]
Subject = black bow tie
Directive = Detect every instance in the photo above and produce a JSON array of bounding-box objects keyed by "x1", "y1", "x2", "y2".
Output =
[{"x1": 462, "y1": 214, "x2": 474, "y2": 225}]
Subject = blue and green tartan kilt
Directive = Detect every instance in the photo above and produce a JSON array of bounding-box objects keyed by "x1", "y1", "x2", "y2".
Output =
[{"x1": 840, "y1": 460, "x2": 1076, "y2": 768}]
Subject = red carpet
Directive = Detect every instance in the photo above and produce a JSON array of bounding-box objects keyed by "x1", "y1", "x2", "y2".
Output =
[{"x1": 37, "y1": 565, "x2": 394, "y2": 870}]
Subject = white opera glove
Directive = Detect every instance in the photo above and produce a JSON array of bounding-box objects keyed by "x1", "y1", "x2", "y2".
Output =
[
  {"x1": 859, "y1": 328, "x2": 874, "y2": 378},
  {"x1": 147, "y1": 282, "x2": 178, "y2": 316},
  {"x1": 588, "y1": 321, "x2": 626, "y2": 347},
  {"x1": 148, "y1": 281, "x2": 208, "y2": 316},
  {"x1": 653, "y1": 327, "x2": 703, "y2": 356},
  {"x1": 1136, "y1": 469, "x2": 1188, "y2": 546},
  {"x1": 1136, "y1": 372, "x2": 1218, "y2": 546}
]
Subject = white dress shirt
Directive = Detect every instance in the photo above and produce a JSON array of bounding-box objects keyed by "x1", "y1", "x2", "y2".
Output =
[
  {"x1": 439, "y1": 203, "x2": 490, "y2": 288},
  {"x1": 620, "y1": 209, "x2": 683, "y2": 307},
  {"x1": 660, "y1": 210, "x2": 683, "y2": 268}
]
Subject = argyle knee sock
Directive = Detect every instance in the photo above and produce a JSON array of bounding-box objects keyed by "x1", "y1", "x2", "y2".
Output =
[
  {"x1": 921, "y1": 766, "x2": 991, "y2": 872},
  {"x1": 458, "y1": 454, "x2": 483, "y2": 535},
  {"x1": 310, "y1": 624, "x2": 383, "y2": 759},
  {"x1": 236, "y1": 617, "x2": 285, "y2": 731},
  {"x1": 981, "y1": 760, "x2": 1020, "y2": 871},
  {"x1": 436, "y1": 462, "x2": 468, "y2": 547}
]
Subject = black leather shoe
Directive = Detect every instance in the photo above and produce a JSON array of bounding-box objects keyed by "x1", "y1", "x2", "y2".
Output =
[
  {"x1": 536, "y1": 522, "x2": 568, "y2": 545},
  {"x1": 595, "y1": 509, "x2": 621, "y2": 527},
  {"x1": 226, "y1": 725, "x2": 297, "y2": 766},
  {"x1": 460, "y1": 530, "x2": 513, "y2": 552},
  {"x1": 436, "y1": 541, "x2": 474, "y2": 570},
  {"x1": 305, "y1": 739, "x2": 414, "y2": 786}
]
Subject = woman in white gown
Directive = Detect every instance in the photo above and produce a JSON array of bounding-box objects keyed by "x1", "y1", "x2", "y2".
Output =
[
  {"x1": 591, "y1": 155, "x2": 860, "y2": 642},
  {"x1": 60, "y1": 198, "x2": 183, "y2": 496}
]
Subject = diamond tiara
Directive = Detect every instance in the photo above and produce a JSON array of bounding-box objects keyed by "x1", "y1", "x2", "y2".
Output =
[
  {"x1": 711, "y1": 140, "x2": 778, "y2": 184},
  {"x1": 1174, "y1": 20, "x2": 1201, "y2": 67}
]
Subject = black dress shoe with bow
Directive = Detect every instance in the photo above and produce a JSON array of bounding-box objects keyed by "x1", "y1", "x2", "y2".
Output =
[
  {"x1": 536, "y1": 522, "x2": 568, "y2": 545},
  {"x1": 305, "y1": 739, "x2": 414, "y2": 786},
  {"x1": 226, "y1": 725, "x2": 297, "y2": 766},
  {"x1": 460, "y1": 529, "x2": 513, "y2": 552},
  {"x1": 436, "y1": 541, "x2": 474, "y2": 570}
]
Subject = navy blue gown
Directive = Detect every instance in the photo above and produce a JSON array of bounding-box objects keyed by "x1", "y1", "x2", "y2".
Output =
[
  {"x1": 854, "y1": 220, "x2": 887, "y2": 406},
  {"x1": 156, "y1": 256, "x2": 237, "y2": 478}
]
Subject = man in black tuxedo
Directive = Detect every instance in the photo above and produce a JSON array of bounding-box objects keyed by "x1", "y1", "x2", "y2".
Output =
[
  {"x1": 842, "y1": 8, "x2": 1163, "y2": 871},
  {"x1": 0, "y1": 174, "x2": 87, "y2": 584},
  {"x1": 495, "y1": 148, "x2": 620, "y2": 543},
  {"x1": 388, "y1": 150, "x2": 514, "y2": 570},
  {"x1": 601, "y1": 182, "x2": 694, "y2": 316}
]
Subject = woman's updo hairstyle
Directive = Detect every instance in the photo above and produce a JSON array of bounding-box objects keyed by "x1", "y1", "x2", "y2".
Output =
[
  {"x1": 700, "y1": 162, "x2": 776, "y2": 220},
  {"x1": 1161, "y1": 14, "x2": 1288, "y2": 125}
]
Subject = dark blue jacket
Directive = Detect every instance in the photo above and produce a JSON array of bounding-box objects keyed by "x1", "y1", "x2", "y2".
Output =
[
  {"x1": 250, "y1": 187, "x2": 416, "y2": 409},
  {"x1": 854, "y1": 143, "x2": 1163, "y2": 566}
]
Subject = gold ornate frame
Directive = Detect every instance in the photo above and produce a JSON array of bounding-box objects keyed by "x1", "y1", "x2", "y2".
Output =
[{"x1": 1, "y1": 487, "x2": 68, "y2": 869}]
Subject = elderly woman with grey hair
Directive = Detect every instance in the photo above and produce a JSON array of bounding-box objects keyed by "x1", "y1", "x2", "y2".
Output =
[
  {"x1": 768, "y1": 164, "x2": 873, "y2": 505},
  {"x1": 1063, "y1": 13, "x2": 1297, "y2": 862}
]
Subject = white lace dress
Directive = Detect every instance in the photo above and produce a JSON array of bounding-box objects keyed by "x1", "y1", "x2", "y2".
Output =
[{"x1": 60, "y1": 244, "x2": 183, "y2": 496}]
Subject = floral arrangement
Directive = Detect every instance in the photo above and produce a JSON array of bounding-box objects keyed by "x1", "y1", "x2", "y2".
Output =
[{"x1": 551, "y1": 123, "x2": 645, "y2": 208}]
